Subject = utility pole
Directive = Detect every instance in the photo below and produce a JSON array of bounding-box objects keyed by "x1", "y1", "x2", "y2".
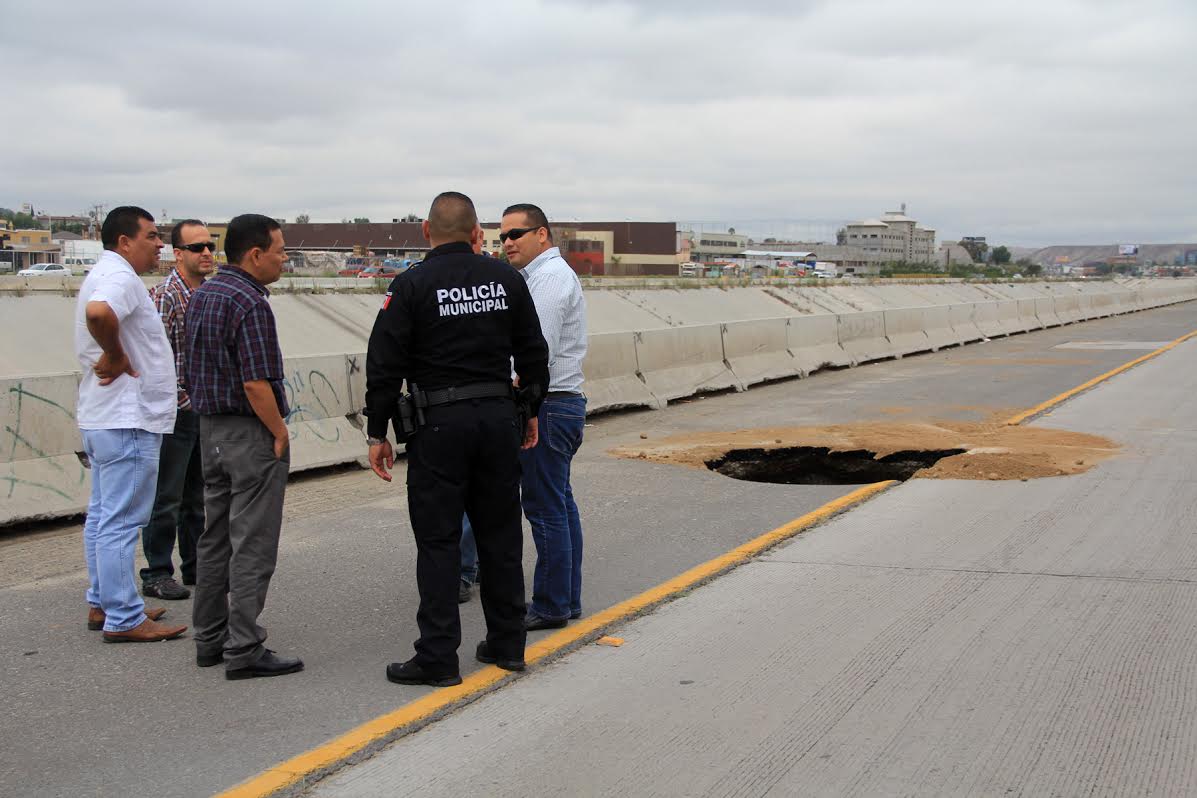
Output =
[{"x1": 90, "y1": 204, "x2": 105, "y2": 240}]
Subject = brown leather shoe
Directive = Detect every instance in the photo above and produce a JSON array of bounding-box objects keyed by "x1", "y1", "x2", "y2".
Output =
[
  {"x1": 87, "y1": 606, "x2": 166, "y2": 631},
  {"x1": 102, "y1": 617, "x2": 186, "y2": 643}
]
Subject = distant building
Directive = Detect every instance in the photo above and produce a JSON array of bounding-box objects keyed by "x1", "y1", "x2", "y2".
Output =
[
  {"x1": 938, "y1": 242, "x2": 976, "y2": 267},
  {"x1": 482, "y1": 221, "x2": 680, "y2": 276},
  {"x1": 678, "y1": 230, "x2": 748, "y2": 263},
  {"x1": 3, "y1": 228, "x2": 59, "y2": 270},
  {"x1": 843, "y1": 205, "x2": 937, "y2": 265},
  {"x1": 166, "y1": 220, "x2": 683, "y2": 277}
]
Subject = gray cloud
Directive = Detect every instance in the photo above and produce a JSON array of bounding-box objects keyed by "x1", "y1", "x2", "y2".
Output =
[{"x1": 1, "y1": 0, "x2": 1194, "y2": 245}]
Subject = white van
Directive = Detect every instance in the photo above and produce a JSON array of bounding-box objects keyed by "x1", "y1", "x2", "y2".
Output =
[{"x1": 63, "y1": 256, "x2": 97, "y2": 274}]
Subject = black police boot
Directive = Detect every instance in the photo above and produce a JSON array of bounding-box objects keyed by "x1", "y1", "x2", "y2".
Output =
[
  {"x1": 475, "y1": 641, "x2": 526, "y2": 672},
  {"x1": 386, "y1": 659, "x2": 462, "y2": 687}
]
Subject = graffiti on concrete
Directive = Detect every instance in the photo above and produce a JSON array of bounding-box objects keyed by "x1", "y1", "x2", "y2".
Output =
[
  {"x1": 282, "y1": 367, "x2": 344, "y2": 442},
  {"x1": 3, "y1": 381, "x2": 85, "y2": 501}
]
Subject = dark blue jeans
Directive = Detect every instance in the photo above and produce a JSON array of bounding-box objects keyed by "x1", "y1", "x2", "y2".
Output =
[{"x1": 518, "y1": 395, "x2": 586, "y2": 621}]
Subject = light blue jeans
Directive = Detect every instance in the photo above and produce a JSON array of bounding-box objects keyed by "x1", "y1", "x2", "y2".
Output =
[{"x1": 81, "y1": 428, "x2": 161, "y2": 632}]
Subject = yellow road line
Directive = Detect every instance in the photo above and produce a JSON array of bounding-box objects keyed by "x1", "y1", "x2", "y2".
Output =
[
  {"x1": 1004, "y1": 329, "x2": 1197, "y2": 426},
  {"x1": 216, "y1": 480, "x2": 896, "y2": 798}
]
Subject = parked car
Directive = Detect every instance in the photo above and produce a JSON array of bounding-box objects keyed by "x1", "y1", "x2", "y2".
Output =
[
  {"x1": 357, "y1": 265, "x2": 402, "y2": 279},
  {"x1": 338, "y1": 256, "x2": 373, "y2": 277},
  {"x1": 18, "y1": 263, "x2": 72, "y2": 277}
]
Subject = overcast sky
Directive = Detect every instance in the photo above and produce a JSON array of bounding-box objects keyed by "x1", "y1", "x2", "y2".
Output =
[{"x1": 3, "y1": 0, "x2": 1193, "y2": 247}]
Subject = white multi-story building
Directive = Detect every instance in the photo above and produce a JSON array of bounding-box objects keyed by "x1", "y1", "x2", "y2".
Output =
[
  {"x1": 844, "y1": 205, "x2": 936, "y2": 265},
  {"x1": 679, "y1": 230, "x2": 748, "y2": 262}
]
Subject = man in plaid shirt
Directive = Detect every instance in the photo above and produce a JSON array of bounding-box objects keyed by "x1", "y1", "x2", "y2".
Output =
[
  {"x1": 184, "y1": 213, "x2": 302, "y2": 680},
  {"x1": 141, "y1": 220, "x2": 215, "y2": 600}
]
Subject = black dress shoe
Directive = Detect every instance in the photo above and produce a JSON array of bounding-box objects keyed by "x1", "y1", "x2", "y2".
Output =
[
  {"x1": 196, "y1": 651, "x2": 224, "y2": 668},
  {"x1": 524, "y1": 611, "x2": 568, "y2": 631},
  {"x1": 226, "y1": 650, "x2": 304, "y2": 680},
  {"x1": 458, "y1": 581, "x2": 472, "y2": 604},
  {"x1": 475, "y1": 641, "x2": 526, "y2": 672},
  {"x1": 143, "y1": 578, "x2": 191, "y2": 600},
  {"x1": 385, "y1": 659, "x2": 462, "y2": 687}
]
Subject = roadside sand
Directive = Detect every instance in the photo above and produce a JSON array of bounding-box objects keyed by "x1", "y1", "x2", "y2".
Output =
[{"x1": 611, "y1": 421, "x2": 1120, "y2": 481}]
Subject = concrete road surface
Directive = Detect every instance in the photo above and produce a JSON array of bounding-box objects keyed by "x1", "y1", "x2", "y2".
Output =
[
  {"x1": 313, "y1": 336, "x2": 1197, "y2": 796},
  {"x1": 1, "y1": 303, "x2": 1194, "y2": 797}
]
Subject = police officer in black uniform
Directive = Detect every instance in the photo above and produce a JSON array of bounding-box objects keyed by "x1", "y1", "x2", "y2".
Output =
[{"x1": 365, "y1": 191, "x2": 549, "y2": 687}]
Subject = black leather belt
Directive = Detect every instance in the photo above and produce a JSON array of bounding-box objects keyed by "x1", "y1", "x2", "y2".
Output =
[
  {"x1": 545, "y1": 391, "x2": 583, "y2": 399},
  {"x1": 421, "y1": 381, "x2": 512, "y2": 407}
]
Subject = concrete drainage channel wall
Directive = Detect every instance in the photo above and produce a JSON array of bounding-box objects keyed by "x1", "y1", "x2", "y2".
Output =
[{"x1": 2, "y1": 279, "x2": 1195, "y2": 526}]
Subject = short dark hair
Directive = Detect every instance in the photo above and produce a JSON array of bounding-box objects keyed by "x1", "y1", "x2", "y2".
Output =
[
  {"x1": 427, "y1": 192, "x2": 478, "y2": 240},
  {"x1": 502, "y1": 203, "x2": 552, "y2": 241},
  {"x1": 170, "y1": 218, "x2": 206, "y2": 249},
  {"x1": 224, "y1": 214, "x2": 281, "y2": 266},
  {"x1": 101, "y1": 206, "x2": 154, "y2": 250}
]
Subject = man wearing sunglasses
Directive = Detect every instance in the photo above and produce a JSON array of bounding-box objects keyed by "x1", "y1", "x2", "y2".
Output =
[
  {"x1": 499, "y1": 204, "x2": 589, "y2": 632},
  {"x1": 141, "y1": 220, "x2": 216, "y2": 600}
]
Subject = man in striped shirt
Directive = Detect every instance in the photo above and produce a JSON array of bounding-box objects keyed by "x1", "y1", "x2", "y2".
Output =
[
  {"x1": 500, "y1": 203, "x2": 589, "y2": 630},
  {"x1": 141, "y1": 220, "x2": 215, "y2": 600}
]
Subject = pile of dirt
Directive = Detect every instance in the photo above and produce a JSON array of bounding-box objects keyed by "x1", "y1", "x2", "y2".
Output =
[{"x1": 610, "y1": 421, "x2": 1120, "y2": 481}]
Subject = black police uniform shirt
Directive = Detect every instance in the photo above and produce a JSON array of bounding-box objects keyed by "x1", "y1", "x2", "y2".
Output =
[{"x1": 364, "y1": 241, "x2": 550, "y2": 439}]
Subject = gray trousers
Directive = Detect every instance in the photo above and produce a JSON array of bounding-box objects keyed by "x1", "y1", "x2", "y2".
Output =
[{"x1": 193, "y1": 415, "x2": 289, "y2": 670}]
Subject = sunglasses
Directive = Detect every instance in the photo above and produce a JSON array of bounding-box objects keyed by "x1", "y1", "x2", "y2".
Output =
[
  {"x1": 178, "y1": 241, "x2": 217, "y2": 253},
  {"x1": 499, "y1": 226, "x2": 542, "y2": 244}
]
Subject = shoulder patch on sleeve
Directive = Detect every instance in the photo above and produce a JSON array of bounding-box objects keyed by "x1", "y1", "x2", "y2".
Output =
[{"x1": 382, "y1": 291, "x2": 392, "y2": 310}]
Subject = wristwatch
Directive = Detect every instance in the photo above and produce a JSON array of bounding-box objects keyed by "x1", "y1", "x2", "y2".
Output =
[{"x1": 366, "y1": 436, "x2": 387, "y2": 446}]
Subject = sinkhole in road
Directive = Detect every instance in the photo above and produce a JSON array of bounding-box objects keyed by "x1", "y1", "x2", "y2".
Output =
[{"x1": 705, "y1": 446, "x2": 967, "y2": 485}]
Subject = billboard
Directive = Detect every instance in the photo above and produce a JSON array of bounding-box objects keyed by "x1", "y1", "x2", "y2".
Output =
[{"x1": 1118, "y1": 244, "x2": 1139, "y2": 256}]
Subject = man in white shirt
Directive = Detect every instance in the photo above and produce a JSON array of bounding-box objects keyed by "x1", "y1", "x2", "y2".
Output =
[
  {"x1": 500, "y1": 203, "x2": 589, "y2": 630},
  {"x1": 75, "y1": 206, "x2": 186, "y2": 643}
]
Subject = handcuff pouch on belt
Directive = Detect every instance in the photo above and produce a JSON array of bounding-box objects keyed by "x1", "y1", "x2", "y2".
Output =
[{"x1": 392, "y1": 382, "x2": 427, "y2": 443}]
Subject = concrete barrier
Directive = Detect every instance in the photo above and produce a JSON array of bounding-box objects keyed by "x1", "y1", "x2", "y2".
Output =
[
  {"x1": 583, "y1": 332, "x2": 662, "y2": 412},
  {"x1": 633, "y1": 324, "x2": 742, "y2": 402},
  {"x1": 989, "y1": 300, "x2": 1026, "y2": 336},
  {"x1": 721, "y1": 318, "x2": 801, "y2": 387},
  {"x1": 787, "y1": 314, "x2": 851, "y2": 374},
  {"x1": 1034, "y1": 297, "x2": 1063, "y2": 327},
  {"x1": 973, "y1": 302, "x2": 1006, "y2": 338},
  {"x1": 882, "y1": 308, "x2": 933, "y2": 357},
  {"x1": 281, "y1": 354, "x2": 367, "y2": 471},
  {"x1": 1016, "y1": 298, "x2": 1044, "y2": 331},
  {"x1": 837, "y1": 311, "x2": 894, "y2": 364},
  {"x1": 1053, "y1": 295, "x2": 1084, "y2": 324},
  {"x1": 1111, "y1": 292, "x2": 1138, "y2": 314},
  {"x1": 1, "y1": 373, "x2": 90, "y2": 524},
  {"x1": 1091, "y1": 293, "x2": 1119, "y2": 317},
  {"x1": 949, "y1": 304, "x2": 986, "y2": 343},
  {"x1": 921, "y1": 305, "x2": 961, "y2": 351},
  {"x1": 5, "y1": 278, "x2": 1197, "y2": 525},
  {"x1": 1076, "y1": 294, "x2": 1098, "y2": 321}
]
